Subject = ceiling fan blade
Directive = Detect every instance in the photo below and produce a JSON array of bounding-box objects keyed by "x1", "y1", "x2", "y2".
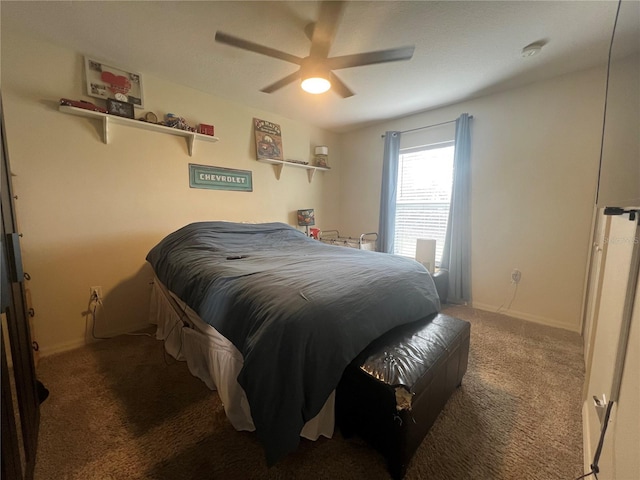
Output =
[
  {"x1": 327, "y1": 46, "x2": 415, "y2": 70},
  {"x1": 309, "y1": 1, "x2": 346, "y2": 59},
  {"x1": 215, "y1": 31, "x2": 302, "y2": 65},
  {"x1": 260, "y1": 71, "x2": 302, "y2": 94},
  {"x1": 329, "y1": 72, "x2": 354, "y2": 98}
]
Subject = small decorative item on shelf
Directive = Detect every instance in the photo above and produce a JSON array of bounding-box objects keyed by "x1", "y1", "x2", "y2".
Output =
[
  {"x1": 106, "y1": 99, "x2": 135, "y2": 119},
  {"x1": 297, "y1": 208, "x2": 315, "y2": 235},
  {"x1": 198, "y1": 124, "x2": 215, "y2": 136},
  {"x1": 286, "y1": 159, "x2": 309, "y2": 165},
  {"x1": 60, "y1": 98, "x2": 108, "y2": 114},
  {"x1": 164, "y1": 113, "x2": 196, "y2": 132},
  {"x1": 139, "y1": 111, "x2": 158, "y2": 123},
  {"x1": 314, "y1": 146, "x2": 329, "y2": 168}
]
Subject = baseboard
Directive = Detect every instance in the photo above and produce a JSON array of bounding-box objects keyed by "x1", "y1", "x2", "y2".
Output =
[
  {"x1": 471, "y1": 301, "x2": 581, "y2": 333},
  {"x1": 38, "y1": 338, "x2": 87, "y2": 357},
  {"x1": 38, "y1": 321, "x2": 153, "y2": 358}
]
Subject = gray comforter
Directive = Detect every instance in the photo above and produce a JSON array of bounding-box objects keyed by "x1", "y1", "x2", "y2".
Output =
[{"x1": 146, "y1": 221, "x2": 440, "y2": 464}]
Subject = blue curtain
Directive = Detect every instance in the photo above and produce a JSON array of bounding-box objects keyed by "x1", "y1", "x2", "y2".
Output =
[
  {"x1": 441, "y1": 114, "x2": 472, "y2": 304},
  {"x1": 378, "y1": 131, "x2": 401, "y2": 253}
]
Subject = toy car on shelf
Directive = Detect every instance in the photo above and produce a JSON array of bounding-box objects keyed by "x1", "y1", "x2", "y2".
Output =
[{"x1": 59, "y1": 98, "x2": 107, "y2": 114}]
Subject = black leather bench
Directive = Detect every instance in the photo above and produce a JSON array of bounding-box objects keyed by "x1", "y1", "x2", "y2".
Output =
[{"x1": 336, "y1": 313, "x2": 470, "y2": 479}]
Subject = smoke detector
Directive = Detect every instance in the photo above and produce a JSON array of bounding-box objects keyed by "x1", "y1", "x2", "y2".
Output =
[{"x1": 521, "y1": 41, "x2": 545, "y2": 58}]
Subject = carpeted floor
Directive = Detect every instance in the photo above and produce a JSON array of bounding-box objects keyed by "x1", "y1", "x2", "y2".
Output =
[{"x1": 33, "y1": 306, "x2": 584, "y2": 479}]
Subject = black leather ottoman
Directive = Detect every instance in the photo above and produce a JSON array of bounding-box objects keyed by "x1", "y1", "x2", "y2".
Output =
[{"x1": 336, "y1": 313, "x2": 470, "y2": 479}]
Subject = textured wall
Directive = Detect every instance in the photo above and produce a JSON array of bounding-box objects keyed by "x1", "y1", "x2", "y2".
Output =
[
  {"x1": 339, "y1": 66, "x2": 606, "y2": 331},
  {"x1": 2, "y1": 27, "x2": 341, "y2": 354}
]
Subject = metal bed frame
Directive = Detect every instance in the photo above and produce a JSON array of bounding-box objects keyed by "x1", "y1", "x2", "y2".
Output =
[{"x1": 318, "y1": 230, "x2": 378, "y2": 251}]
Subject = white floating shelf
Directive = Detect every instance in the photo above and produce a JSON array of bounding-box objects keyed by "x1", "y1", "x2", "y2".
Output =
[
  {"x1": 59, "y1": 105, "x2": 219, "y2": 156},
  {"x1": 257, "y1": 158, "x2": 329, "y2": 183}
]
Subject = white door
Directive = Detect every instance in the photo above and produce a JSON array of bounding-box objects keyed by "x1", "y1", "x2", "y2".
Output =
[
  {"x1": 582, "y1": 209, "x2": 610, "y2": 373},
  {"x1": 582, "y1": 212, "x2": 640, "y2": 477}
]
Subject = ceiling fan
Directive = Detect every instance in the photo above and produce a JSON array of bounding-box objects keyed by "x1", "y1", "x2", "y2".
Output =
[{"x1": 215, "y1": 1, "x2": 415, "y2": 98}]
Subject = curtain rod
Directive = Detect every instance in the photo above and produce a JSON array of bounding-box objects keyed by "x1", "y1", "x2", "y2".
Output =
[{"x1": 381, "y1": 115, "x2": 473, "y2": 137}]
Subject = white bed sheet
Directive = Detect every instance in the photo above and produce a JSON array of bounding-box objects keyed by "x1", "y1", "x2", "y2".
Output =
[{"x1": 149, "y1": 278, "x2": 335, "y2": 440}]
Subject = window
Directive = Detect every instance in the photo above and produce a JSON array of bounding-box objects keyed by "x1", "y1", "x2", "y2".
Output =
[{"x1": 393, "y1": 142, "x2": 455, "y2": 266}]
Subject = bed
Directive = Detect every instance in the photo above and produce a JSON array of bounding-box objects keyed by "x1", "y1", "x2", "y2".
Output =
[{"x1": 146, "y1": 221, "x2": 441, "y2": 464}]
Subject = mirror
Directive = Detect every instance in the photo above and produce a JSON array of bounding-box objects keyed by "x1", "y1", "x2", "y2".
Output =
[{"x1": 596, "y1": 0, "x2": 640, "y2": 208}]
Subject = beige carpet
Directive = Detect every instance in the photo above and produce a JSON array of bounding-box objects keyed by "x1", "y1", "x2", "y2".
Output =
[{"x1": 33, "y1": 306, "x2": 585, "y2": 479}]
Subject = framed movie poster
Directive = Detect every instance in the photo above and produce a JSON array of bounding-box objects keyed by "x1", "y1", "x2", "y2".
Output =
[
  {"x1": 253, "y1": 118, "x2": 284, "y2": 161},
  {"x1": 84, "y1": 56, "x2": 144, "y2": 108}
]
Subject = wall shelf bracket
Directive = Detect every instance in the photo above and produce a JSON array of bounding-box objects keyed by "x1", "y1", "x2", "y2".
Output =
[
  {"x1": 103, "y1": 116, "x2": 110, "y2": 144},
  {"x1": 257, "y1": 158, "x2": 328, "y2": 183}
]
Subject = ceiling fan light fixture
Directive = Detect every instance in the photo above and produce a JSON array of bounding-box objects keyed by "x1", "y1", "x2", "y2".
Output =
[
  {"x1": 301, "y1": 76, "x2": 331, "y2": 94},
  {"x1": 215, "y1": 2, "x2": 414, "y2": 98}
]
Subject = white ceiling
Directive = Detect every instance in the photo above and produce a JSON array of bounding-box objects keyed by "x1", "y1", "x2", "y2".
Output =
[{"x1": 2, "y1": 1, "x2": 637, "y2": 133}]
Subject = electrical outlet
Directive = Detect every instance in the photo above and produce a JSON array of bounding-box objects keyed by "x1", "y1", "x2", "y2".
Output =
[
  {"x1": 511, "y1": 269, "x2": 522, "y2": 284},
  {"x1": 90, "y1": 286, "x2": 103, "y2": 302},
  {"x1": 593, "y1": 394, "x2": 608, "y2": 426}
]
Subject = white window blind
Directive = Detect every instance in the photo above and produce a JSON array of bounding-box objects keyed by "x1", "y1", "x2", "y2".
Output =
[{"x1": 394, "y1": 143, "x2": 455, "y2": 265}]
